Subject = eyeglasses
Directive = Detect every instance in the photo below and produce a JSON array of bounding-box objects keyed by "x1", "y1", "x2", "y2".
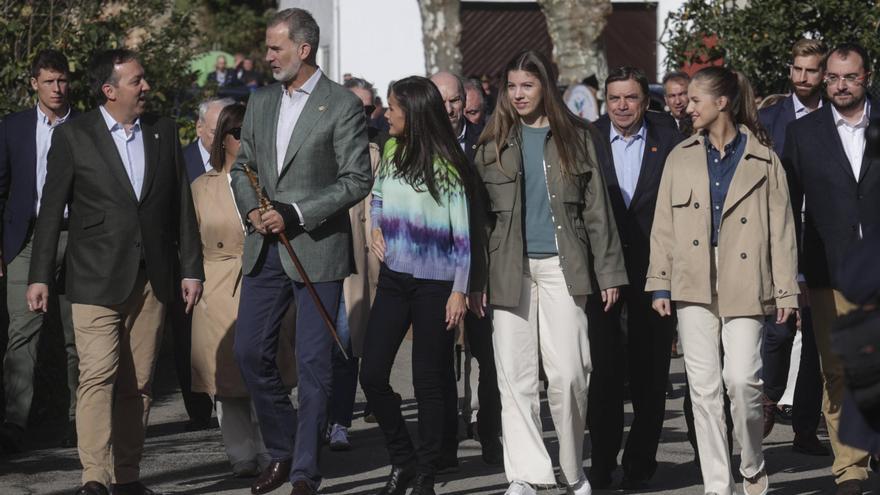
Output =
[
  {"x1": 824, "y1": 73, "x2": 869, "y2": 86},
  {"x1": 363, "y1": 104, "x2": 376, "y2": 116},
  {"x1": 227, "y1": 127, "x2": 241, "y2": 140}
]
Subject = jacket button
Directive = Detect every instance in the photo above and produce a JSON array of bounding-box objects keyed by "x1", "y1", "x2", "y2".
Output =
[
  {"x1": 360, "y1": 216, "x2": 366, "y2": 222},
  {"x1": 741, "y1": 217, "x2": 747, "y2": 224},
  {"x1": 567, "y1": 284, "x2": 572, "y2": 289},
  {"x1": 778, "y1": 289, "x2": 784, "y2": 294},
  {"x1": 661, "y1": 271, "x2": 667, "y2": 276},
  {"x1": 557, "y1": 225, "x2": 562, "y2": 230},
  {"x1": 693, "y1": 240, "x2": 699, "y2": 246},
  {"x1": 694, "y1": 202, "x2": 700, "y2": 209},
  {"x1": 740, "y1": 252, "x2": 747, "y2": 259},
  {"x1": 217, "y1": 242, "x2": 224, "y2": 248}
]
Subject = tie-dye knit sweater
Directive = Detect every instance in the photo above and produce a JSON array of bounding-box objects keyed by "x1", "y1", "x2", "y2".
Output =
[{"x1": 370, "y1": 139, "x2": 470, "y2": 293}]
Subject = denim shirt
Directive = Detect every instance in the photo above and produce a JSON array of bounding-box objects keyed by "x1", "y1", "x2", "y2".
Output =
[
  {"x1": 653, "y1": 130, "x2": 746, "y2": 302},
  {"x1": 706, "y1": 130, "x2": 746, "y2": 246}
]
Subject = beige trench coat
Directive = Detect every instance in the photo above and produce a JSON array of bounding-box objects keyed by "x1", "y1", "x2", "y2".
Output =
[
  {"x1": 342, "y1": 142, "x2": 381, "y2": 357},
  {"x1": 645, "y1": 126, "x2": 799, "y2": 317},
  {"x1": 190, "y1": 169, "x2": 297, "y2": 396}
]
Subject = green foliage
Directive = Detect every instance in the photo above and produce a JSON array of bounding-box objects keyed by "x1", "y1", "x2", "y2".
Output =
[
  {"x1": 663, "y1": 0, "x2": 880, "y2": 96},
  {"x1": 199, "y1": 0, "x2": 273, "y2": 58},
  {"x1": 0, "y1": 0, "x2": 199, "y2": 141}
]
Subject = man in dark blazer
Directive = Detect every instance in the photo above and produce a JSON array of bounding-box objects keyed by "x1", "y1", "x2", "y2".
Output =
[
  {"x1": 229, "y1": 9, "x2": 372, "y2": 495},
  {"x1": 586, "y1": 67, "x2": 681, "y2": 490},
  {"x1": 430, "y1": 70, "x2": 503, "y2": 469},
  {"x1": 182, "y1": 97, "x2": 235, "y2": 184},
  {"x1": 757, "y1": 38, "x2": 828, "y2": 456},
  {"x1": 783, "y1": 42, "x2": 878, "y2": 495},
  {"x1": 26, "y1": 49, "x2": 203, "y2": 495},
  {"x1": 0, "y1": 49, "x2": 79, "y2": 453}
]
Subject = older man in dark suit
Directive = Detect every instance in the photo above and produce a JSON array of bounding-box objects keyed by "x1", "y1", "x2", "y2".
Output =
[
  {"x1": 26, "y1": 49, "x2": 203, "y2": 495},
  {"x1": 0, "y1": 49, "x2": 79, "y2": 453},
  {"x1": 783, "y1": 42, "x2": 879, "y2": 495},
  {"x1": 229, "y1": 9, "x2": 372, "y2": 495},
  {"x1": 757, "y1": 38, "x2": 828, "y2": 456},
  {"x1": 586, "y1": 67, "x2": 682, "y2": 490}
]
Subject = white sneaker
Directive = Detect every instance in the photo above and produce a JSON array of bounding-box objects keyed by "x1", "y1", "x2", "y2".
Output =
[
  {"x1": 566, "y1": 477, "x2": 592, "y2": 495},
  {"x1": 743, "y1": 469, "x2": 768, "y2": 495},
  {"x1": 505, "y1": 481, "x2": 538, "y2": 495}
]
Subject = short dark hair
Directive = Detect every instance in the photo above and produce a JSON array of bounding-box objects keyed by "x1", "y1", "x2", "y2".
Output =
[
  {"x1": 89, "y1": 49, "x2": 139, "y2": 103},
  {"x1": 824, "y1": 42, "x2": 872, "y2": 73},
  {"x1": 604, "y1": 66, "x2": 649, "y2": 100},
  {"x1": 31, "y1": 49, "x2": 69, "y2": 79},
  {"x1": 662, "y1": 71, "x2": 690, "y2": 87},
  {"x1": 268, "y1": 8, "x2": 320, "y2": 51},
  {"x1": 343, "y1": 77, "x2": 376, "y2": 99}
]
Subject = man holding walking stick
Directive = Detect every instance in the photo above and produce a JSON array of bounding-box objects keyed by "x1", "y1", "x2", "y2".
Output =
[{"x1": 229, "y1": 8, "x2": 372, "y2": 495}]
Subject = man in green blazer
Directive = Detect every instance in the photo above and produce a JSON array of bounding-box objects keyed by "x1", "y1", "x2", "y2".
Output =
[{"x1": 228, "y1": 8, "x2": 372, "y2": 495}]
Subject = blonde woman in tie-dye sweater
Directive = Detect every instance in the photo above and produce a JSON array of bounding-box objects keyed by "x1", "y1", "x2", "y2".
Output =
[{"x1": 360, "y1": 76, "x2": 474, "y2": 495}]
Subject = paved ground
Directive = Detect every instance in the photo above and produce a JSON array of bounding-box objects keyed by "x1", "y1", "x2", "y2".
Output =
[{"x1": 0, "y1": 339, "x2": 876, "y2": 495}]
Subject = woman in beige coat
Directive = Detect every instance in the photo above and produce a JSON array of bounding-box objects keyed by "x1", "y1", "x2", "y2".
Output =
[
  {"x1": 647, "y1": 67, "x2": 799, "y2": 495},
  {"x1": 190, "y1": 103, "x2": 296, "y2": 477}
]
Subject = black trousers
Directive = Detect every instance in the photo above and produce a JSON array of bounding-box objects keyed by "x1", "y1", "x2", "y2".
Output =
[
  {"x1": 168, "y1": 282, "x2": 213, "y2": 423},
  {"x1": 586, "y1": 287, "x2": 675, "y2": 481},
  {"x1": 360, "y1": 265, "x2": 456, "y2": 475},
  {"x1": 761, "y1": 307, "x2": 822, "y2": 436}
]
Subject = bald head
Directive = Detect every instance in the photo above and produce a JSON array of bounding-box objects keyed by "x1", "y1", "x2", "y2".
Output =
[{"x1": 430, "y1": 71, "x2": 465, "y2": 135}]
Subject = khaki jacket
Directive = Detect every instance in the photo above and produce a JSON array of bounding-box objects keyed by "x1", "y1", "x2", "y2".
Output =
[
  {"x1": 471, "y1": 125, "x2": 628, "y2": 307},
  {"x1": 645, "y1": 126, "x2": 799, "y2": 317}
]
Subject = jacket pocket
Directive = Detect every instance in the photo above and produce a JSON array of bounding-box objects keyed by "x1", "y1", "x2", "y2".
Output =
[
  {"x1": 483, "y1": 173, "x2": 516, "y2": 212},
  {"x1": 671, "y1": 187, "x2": 692, "y2": 208},
  {"x1": 78, "y1": 213, "x2": 105, "y2": 238}
]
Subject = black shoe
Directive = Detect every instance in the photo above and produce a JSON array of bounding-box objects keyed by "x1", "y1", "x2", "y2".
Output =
[
  {"x1": 775, "y1": 405, "x2": 793, "y2": 423},
  {"x1": 835, "y1": 480, "x2": 862, "y2": 495},
  {"x1": 184, "y1": 418, "x2": 213, "y2": 432},
  {"x1": 251, "y1": 459, "x2": 292, "y2": 495},
  {"x1": 481, "y1": 435, "x2": 502, "y2": 466},
  {"x1": 375, "y1": 464, "x2": 416, "y2": 495},
  {"x1": 0, "y1": 423, "x2": 24, "y2": 454},
  {"x1": 588, "y1": 469, "x2": 613, "y2": 489},
  {"x1": 109, "y1": 481, "x2": 155, "y2": 495},
  {"x1": 792, "y1": 434, "x2": 830, "y2": 456},
  {"x1": 436, "y1": 455, "x2": 459, "y2": 475},
  {"x1": 620, "y1": 476, "x2": 650, "y2": 491},
  {"x1": 75, "y1": 481, "x2": 109, "y2": 495},
  {"x1": 410, "y1": 474, "x2": 436, "y2": 495},
  {"x1": 61, "y1": 421, "x2": 78, "y2": 448}
]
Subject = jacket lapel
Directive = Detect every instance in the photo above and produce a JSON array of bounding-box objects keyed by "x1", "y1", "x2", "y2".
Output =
[
  {"x1": 91, "y1": 111, "x2": 138, "y2": 203},
  {"x1": 629, "y1": 122, "x2": 662, "y2": 210},
  {"x1": 24, "y1": 108, "x2": 38, "y2": 203},
  {"x1": 264, "y1": 86, "x2": 282, "y2": 184},
  {"x1": 139, "y1": 120, "x2": 159, "y2": 203},
  {"x1": 278, "y1": 75, "x2": 331, "y2": 181},
  {"x1": 722, "y1": 130, "x2": 771, "y2": 216},
  {"x1": 857, "y1": 99, "x2": 880, "y2": 182},
  {"x1": 815, "y1": 105, "x2": 857, "y2": 183}
]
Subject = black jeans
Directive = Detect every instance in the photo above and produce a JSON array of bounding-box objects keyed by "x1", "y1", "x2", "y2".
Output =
[
  {"x1": 761, "y1": 307, "x2": 821, "y2": 436},
  {"x1": 586, "y1": 287, "x2": 675, "y2": 481},
  {"x1": 360, "y1": 265, "x2": 456, "y2": 475}
]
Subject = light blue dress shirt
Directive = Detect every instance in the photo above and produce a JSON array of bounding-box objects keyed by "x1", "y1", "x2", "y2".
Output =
[
  {"x1": 100, "y1": 105, "x2": 145, "y2": 200},
  {"x1": 609, "y1": 121, "x2": 647, "y2": 208},
  {"x1": 35, "y1": 104, "x2": 71, "y2": 215}
]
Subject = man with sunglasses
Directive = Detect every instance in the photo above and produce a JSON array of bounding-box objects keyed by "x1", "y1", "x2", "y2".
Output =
[
  {"x1": 758, "y1": 38, "x2": 827, "y2": 457},
  {"x1": 783, "y1": 42, "x2": 879, "y2": 495}
]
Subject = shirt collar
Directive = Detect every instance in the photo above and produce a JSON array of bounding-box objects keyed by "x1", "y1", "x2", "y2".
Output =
[
  {"x1": 704, "y1": 128, "x2": 743, "y2": 155},
  {"x1": 831, "y1": 100, "x2": 871, "y2": 129},
  {"x1": 99, "y1": 105, "x2": 141, "y2": 134},
  {"x1": 457, "y1": 119, "x2": 467, "y2": 143},
  {"x1": 792, "y1": 94, "x2": 822, "y2": 116},
  {"x1": 36, "y1": 103, "x2": 71, "y2": 127},
  {"x1": 282, "y1": 67, "x2": 323, "y2": 97},
  {"x1": 198, "y1": 140, "x2": 211, "y2": 166},
  {"x1": 610, "y1": 119, "x2": 647, "y2": 143}
]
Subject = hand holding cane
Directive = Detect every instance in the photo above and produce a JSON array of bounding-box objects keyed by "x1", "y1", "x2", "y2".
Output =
[{"x1": 242, "y1": 163, "x2": 350, "y2": 360}]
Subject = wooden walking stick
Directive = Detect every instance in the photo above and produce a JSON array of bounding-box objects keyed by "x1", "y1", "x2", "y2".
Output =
[{"x1": 242, "y1": 163, "x2": 350, "y2": 361}]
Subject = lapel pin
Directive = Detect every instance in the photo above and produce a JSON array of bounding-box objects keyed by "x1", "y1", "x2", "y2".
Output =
[
  {"x1": 651, "y1": 146, "x2": 657, "y2": 152},
  {"x1": 318, "y1": 105, "x2": 326, "y2": 112},
  {"x1": 154, "y1": 133, "x2": 159, "y2": 139}
]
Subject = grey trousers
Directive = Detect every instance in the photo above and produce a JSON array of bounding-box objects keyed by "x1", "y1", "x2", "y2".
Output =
[{"x1": 4, "y1": 232, "x2": 77, "y2": 426}]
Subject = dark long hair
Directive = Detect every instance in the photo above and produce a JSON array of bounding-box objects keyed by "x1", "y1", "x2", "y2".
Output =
[
  {"x1": 388, "y1": 76, "x2": 473, "y2": 201},
  {"x1": 480, "y1": 50, "x2": 592, "y2": 177},
  {"x1": 209, "y1": 103, "x2": 245, "y2": 172},
  {"x1": 691, "y1": 66, "x2": 772, "y2": 147}
]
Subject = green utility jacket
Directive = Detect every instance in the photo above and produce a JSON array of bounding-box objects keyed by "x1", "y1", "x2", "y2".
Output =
[{"x1": 470, "y1": 125, "x2": 628, "y2": 307}]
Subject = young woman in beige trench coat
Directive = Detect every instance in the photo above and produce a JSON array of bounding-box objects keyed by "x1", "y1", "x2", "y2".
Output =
[
  {"x1": 646, "y1": 67, "x2": 799, "y2": 495},
  {"x1": 190, "y1": 103, "x2": 297, "y2": 477}
]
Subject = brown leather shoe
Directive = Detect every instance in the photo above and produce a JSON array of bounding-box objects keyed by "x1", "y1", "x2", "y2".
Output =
[
  {"x1": 109, "y1": 481, "x2": 155, "y2": 495},
  {"x1": 290, "y1": 480, "x2": 316, "y2": 495},
  {"x1": 252, "y1": 459, "x2": 292, "y2": 495},
  {"x1": 762, "y1": 397, "x2": 776, "y2": 439},
  {"x1": 835, "y1": 480, "x2": 862, "y2": 495},
  {"x1": 75, "y1": 481, "x2": 109, "y2": 495}
]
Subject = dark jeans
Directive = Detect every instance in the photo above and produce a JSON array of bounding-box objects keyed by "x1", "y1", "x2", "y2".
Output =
[
  {"x1": 329, "y1": 293, "x2": 358, "y2": 428},
  {"x1": 234, "y1": 242, "x2": 341, "y2": 489},
  {"x1": 586, "y1": 288, "x2": 675, "y2": 481},
  {"x1": 761, "y1": 307, "x2": 821, "y2": 436},
  {"x1": 360, "y1": 265, "x2": 456, "y2": 475},
  {"x1": 441, "y1": 310, "x2": 501, "y2": 460}
]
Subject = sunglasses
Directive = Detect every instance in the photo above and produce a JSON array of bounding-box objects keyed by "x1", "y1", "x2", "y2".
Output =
[
  {"x1": 364, "y1": 104, "x2": 376, "y2": 116},
  {"x1": 227, "y1": 127, "x2": 241, "y2": 140}
]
